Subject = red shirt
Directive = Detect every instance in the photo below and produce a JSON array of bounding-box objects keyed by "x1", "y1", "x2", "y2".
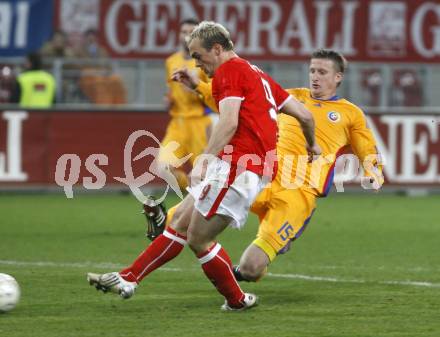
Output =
[{"x1": 212, "y1": 57, "x2": 291, "y2": 178}]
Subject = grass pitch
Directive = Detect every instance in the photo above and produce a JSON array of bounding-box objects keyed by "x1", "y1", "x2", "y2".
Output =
[{"x1": 0, "y1": 193, "x2": 439, "y2": 337}]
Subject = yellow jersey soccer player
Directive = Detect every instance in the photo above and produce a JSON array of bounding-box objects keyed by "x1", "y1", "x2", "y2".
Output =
[
  {"x1": 164, "y1": 49, "x2": 384, "y2": 282},
  {"x1": 238, "y1": 50, "x2": 383, "y2": 281},
  {"x1": 159, "y1": 19, "x2": 214, "y2": 189}
]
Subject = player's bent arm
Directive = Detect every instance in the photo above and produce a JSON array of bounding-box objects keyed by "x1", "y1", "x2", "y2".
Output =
[
  {"x1": 171, "y1": 69, "x2": 218, "y2": 113},
  {"x1": 171, "y1": 68, "x2": 199, "y2": 89},
  {"x1": 196, "y1": 81, "x2": 218, "y2": 113},
  {"x1": 280, "y1": 96, "x2": 316, "y2": 148},
  {"x1": 203, "y1": 98, "x2": 240, "y2": 156}
]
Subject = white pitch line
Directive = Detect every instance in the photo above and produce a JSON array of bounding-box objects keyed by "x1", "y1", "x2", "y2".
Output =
[
  {"x1": 290, "y1": 264, "x2": 440, "y2": 273},
  {"x1": 0, "y1": 260, "x2": 439, "y2": 288},
  {"x1": 267, "y1": 272, "x2": 440, "y2": 288},
  {"x1": 0, "y1": 260, "x2": 180, "y2": 272},
  {"x1": 381, "y1": 280, "x2": 440, "y2": 288},
  {"x1": 267, "y1": 272, "x2": 365, "y2": 284}
]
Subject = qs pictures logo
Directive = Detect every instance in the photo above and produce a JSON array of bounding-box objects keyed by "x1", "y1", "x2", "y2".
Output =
[{"x1": 55, "y1": 130, "x2": 192, "y2": 205}]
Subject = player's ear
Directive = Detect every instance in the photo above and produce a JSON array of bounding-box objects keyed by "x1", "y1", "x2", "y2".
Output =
[
  {"x1": 213, "y1": 43, "x2": 222, "y2": 56},
  {"x1": 335, "y1": 72, "x2": 343, "y2": 86}
]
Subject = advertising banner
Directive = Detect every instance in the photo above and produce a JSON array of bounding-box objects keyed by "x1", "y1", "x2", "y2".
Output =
[
  {"x1": 0, "y1": 110, "x2": 169, "y2": 188},
  {"x1": 0, "y1": 0, "x2": 53, "y2": 56},
  {"x1": 96, "y1": 0, "x2": 440, "y2": 62},
  {"x1": 1, "y1": 110, "x2": 439, "y2": 193}
]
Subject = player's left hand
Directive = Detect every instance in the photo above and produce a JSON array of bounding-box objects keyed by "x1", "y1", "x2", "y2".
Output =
[
  {"x1": 171, "y1": 68, "x2": 200, "y2": 90},
  {"x1": 361, "y1": 160, "x2": 384, "y2": 191},
  {"x1": 361, "y1": 173, "x2": 384, "y2": 191},
  {"x1": 306, "y1": 143, "x2": 322, "y2": 162}
]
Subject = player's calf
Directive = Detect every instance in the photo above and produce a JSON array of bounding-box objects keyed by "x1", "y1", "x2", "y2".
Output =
[
  {"x1": 233, "y1": 265, "x2": 267, "y2": 282},
  {"x1": 236, "y1": 244, "x2": 270, "y2": 282},
  {"x1": 232, "y1": 266, "x2": 249, "y2": 282}
]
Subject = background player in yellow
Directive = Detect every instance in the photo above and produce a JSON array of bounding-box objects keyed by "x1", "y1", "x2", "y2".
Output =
[
  {"x1": 155, "y1": 49, "x2": 384, "y2": 283},
  {"x1": 159, "y1": 19, "x2": 214, "y2": 190}
]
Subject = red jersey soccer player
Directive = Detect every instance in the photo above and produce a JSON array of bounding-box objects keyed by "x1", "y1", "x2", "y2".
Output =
[{"x1": 87, "y1": 21, "x2": 321, "y2": 311}]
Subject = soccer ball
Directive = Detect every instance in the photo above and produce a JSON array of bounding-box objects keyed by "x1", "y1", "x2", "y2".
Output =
[{"x1": 0, "y1": 273, "x2": 20, "y2": 313}]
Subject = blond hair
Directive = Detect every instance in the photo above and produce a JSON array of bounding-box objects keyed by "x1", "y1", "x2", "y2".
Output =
[{"x1": 189, "y1": 21, "x2": 234, "y2": 51}]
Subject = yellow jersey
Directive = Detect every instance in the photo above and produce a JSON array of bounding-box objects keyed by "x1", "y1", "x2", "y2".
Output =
[
  {"x1": 165, "y1": 51, "x2": 210, "y2": 118},
  {"x1": 277, "y1": 88, "x2": 381, "y2": 197},
  {"x1": 194, "y1": 83, "x2": 382, "y2": 196}
]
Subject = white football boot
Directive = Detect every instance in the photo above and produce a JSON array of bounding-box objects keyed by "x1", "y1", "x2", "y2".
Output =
[
  {"x1": 221, "y1": 293, "x2": 258, "y2": 311},
  {"x1": 87, "y1": 272, "x2": 137, "y2": 299}
]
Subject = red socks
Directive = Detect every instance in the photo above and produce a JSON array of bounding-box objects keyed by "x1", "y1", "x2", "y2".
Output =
[
  {"x1": 120, "y1": 227, "x2": 186, "y2": 283},
  {"x1": 120, "y1": 230, "x2": 245, "y2": 308},
  {"x1": 198, "y1": 243, "x2": 245, "y2": 308}
]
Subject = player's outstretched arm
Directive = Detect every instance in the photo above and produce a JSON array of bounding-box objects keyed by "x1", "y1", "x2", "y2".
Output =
[
  {"x1": 349, "y1": 107, "x2": 384, "y2": 191},
  {"x1": 280, "y1": 96, "x2": 321, "y2": 160}
]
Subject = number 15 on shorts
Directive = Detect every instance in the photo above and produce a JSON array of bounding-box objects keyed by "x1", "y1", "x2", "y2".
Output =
[{"x1": 277, "y1": 222, "x2": 294, "y2": 241}]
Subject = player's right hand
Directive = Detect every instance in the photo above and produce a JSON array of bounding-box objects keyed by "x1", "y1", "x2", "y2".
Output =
[
  {"x1": 171, "y1": 68, "x2": 200, "y2": 90},
  {"x1": 188, "y1": 157, "x2": 209, "y2": 187},
  {"x1": 306, "y1": 143, "x2": 322, "y2": 162}
]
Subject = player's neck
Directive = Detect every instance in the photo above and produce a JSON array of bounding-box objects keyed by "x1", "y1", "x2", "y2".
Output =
[
  {"x1": 219, "y1": 51, "x2": 238, "y2": 65},
  {"x1": 311, "y1": 91, "x2": 338, "y2": 101}
]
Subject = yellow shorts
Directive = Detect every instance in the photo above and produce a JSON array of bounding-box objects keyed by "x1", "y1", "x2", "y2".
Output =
[
  {"x1": 251, "y1": 183, "x2": 316, "y2": 262},
  {"x1": 159, "y1": 115, "x2": 213, "y2": 166}
]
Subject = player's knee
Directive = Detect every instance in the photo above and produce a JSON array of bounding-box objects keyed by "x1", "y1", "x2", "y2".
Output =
[
  {"x1": 239, "y1": 261, "x2": 266, "y2": 282},
  {"x1": 186, "y1": 228, "x2": 213, "y2": 255},
  {"x1": 168, "y1": 214, "x2": 184, "y2": 233},
  {"x1": 186, "y1": 234, "x2": 204, "y2": 254}
]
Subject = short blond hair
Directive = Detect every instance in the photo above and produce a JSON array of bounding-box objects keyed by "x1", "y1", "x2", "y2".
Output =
[{"x1": 189, "y1": 21, "x2": 234, "y2": 51}]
